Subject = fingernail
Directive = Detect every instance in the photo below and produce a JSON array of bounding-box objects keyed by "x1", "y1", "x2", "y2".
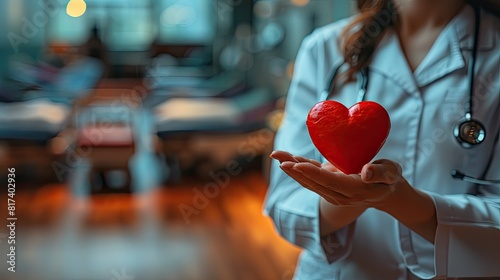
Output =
[{"x1": 365, "y1": 169, "x2": 373, "y2": 180}]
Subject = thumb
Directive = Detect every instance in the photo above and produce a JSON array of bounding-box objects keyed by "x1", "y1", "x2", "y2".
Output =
[{"x1": 361, "y1": 159, "x2": 402, "y2": 185}]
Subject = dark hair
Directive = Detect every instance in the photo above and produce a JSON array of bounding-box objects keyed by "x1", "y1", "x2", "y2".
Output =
[
  {"x1": 340, "y1": 0, "x2": 396, "y2": 82},
  {"x1": 340, "y1": 0, "x2": 499, "y2": 82},
  {"x1": 468, "y1": 0, "x2": 500, "y2": 17}
]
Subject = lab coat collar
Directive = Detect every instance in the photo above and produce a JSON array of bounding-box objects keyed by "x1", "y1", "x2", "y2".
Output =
[
  {"x1": 368, "y1": 5, "x2": 494, "y2": 94},
  {"x1": 416, "y1": 5, "x2": 495, "y2": 87}
]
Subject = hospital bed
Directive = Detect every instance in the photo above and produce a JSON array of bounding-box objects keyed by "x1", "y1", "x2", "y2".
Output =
[{"x1": 0, "y1": 57, "x2": 103, "y2": 183}]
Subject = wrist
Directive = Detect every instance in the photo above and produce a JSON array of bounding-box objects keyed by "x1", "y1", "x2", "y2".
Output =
[
  {"x1": 373, "y1": 179, "x2": 411, "y2": 212},
  {"x1": 373, "y1": 181, "x2": 438, "y2": 243},
  {"x1": 374, "y1": 180, "x2": 436, "y2": 226}
]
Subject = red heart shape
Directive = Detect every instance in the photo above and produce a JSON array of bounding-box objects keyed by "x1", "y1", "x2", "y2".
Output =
[{"x1": 306, "y1": 100, "x2": 391, "y2": 174}]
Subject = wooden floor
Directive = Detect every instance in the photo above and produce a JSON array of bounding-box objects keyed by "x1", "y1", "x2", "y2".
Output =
[{"x1": 0, "y1": 171, "x2": 301, "y2": 280}]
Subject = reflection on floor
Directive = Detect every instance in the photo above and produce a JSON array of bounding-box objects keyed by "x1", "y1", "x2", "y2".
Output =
[{"x1": 0, "y1": 171, "x2": 300, "y2": 280}]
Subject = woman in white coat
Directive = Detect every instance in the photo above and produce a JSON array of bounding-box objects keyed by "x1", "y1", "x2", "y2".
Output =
[{"x1": 265, "y1": 0, "x2": 499, "y2": 279}]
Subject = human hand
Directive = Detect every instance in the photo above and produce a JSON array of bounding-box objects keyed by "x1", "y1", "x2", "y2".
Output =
[
  {"x1": 271, "y1": 150, "x2": 437, "y2": 242},
  {"x1": 270, "y1": 150, "x2": 406, "y2": 208}
]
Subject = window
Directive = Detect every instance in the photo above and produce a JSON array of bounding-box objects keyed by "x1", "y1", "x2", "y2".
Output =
[
  {"x1": 47, "y1": 0, "x2": 154, "y2": 51},
  {"x1": 47, "y1": 0, "x2": 218, "y2": 50},
  {"x1": 156, "y1": 0, "x2": 216, "y2": 45}
]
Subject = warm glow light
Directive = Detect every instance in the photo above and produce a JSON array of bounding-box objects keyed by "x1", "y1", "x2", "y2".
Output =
[
  {"x1": 290, "y1": 0, "x2": 309, "y2": 7},
  {"x1": 66, "y1": 0, "x2": 87, "y2": 18},
  {"x1": 286, "y1": 61, "x2": 295, "y2": 79}
]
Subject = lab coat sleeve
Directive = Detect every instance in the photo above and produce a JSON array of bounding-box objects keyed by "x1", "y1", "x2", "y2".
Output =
[
  {"x1": 406, "y1": 128, "x2": 500, "y2": 279},
  {"x1": 263, "y1": 33, "x2": 355, "y2": 263},
  {"x1": 431, "y1": 131, "x2": 500, "y2": 278}
]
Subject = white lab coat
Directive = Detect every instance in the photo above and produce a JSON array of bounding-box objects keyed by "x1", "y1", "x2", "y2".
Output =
[{"x1": 265, "y1": 5, "x2": 500, "y2": 280}]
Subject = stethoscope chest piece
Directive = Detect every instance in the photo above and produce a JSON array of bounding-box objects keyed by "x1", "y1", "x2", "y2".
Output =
[{"x1": 453, "y1": 115, "x2": 486, "y2": 148}]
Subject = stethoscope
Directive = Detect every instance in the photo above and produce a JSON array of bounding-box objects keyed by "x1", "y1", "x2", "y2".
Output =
[{"x1": 320, "y1": 6, "x2": 500, "y2": 186}]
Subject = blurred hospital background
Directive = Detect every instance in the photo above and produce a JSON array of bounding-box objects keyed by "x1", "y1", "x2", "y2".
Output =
[{"x1": 0, "y1": 1, "x2": 354, "y2": 279}]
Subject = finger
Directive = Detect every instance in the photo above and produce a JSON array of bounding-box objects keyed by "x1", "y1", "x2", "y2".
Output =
[
  {"x1": 281, "y1": 164, "x2": 349, "y2": 202},
  {"x1": 361, "y1": 159, "x2": 403, "y2": 184},
  {"x1": 291, "y1": 162, "x2": 361, "y2": 195},
  {"x1": 270, "y1": 150, "x2": 321, "y2": 167},
  {"x1": 279, "y1": 163, "x2": 320, "y2": 189},
  {"x1": 282, "y1": 162, "x2": 332, "y2": 194},
  {"x1": 292, "y1": 163, "x2": 389, "y2": 206},
  {"x1": 322, "y1": 161, "x2": 340, "y2": 172},
  {"x1": 270, "y1": 150, "x2": 297, "y2": 162},
  {"x1": 293, "y1": 156, "x2": 322, "y2": 167}
]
